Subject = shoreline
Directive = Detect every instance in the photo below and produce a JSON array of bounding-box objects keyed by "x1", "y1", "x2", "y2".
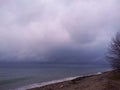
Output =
[
  {"x1": 15, "y1": 71, "x2": 107, "y2": 90},
  {"x1": 16, "y1": 77, "x2": 77, "y2": 90},
  {"x1": 27, "y1": 70, "x2": 120, "y2": 90}
]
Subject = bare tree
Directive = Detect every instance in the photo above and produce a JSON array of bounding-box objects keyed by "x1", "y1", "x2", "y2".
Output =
[{"x1": 107, "y1": 32, "x2": 120, "y2": 71}]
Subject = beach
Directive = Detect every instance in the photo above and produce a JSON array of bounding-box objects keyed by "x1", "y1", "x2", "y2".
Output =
[{"x1": 28, "y1": 70, "x2": 120, "y2": 90}]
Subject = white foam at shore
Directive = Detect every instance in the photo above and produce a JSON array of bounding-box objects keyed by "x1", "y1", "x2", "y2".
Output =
[
  {"x1": 14, "y1": 71, "x2": 108, "y2": 90},
  {"x1": 15, "y1": 76, "x2": 78, "y2": 90}
]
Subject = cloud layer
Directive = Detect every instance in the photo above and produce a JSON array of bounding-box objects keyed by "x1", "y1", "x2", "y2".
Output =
[{"x1": 0, "y1": 0, "x2": 120, "y2": 63}]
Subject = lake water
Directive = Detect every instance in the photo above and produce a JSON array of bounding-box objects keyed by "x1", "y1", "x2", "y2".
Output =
[{"x1": 0, "y1": 65, "x2": 110, "y2": 90}]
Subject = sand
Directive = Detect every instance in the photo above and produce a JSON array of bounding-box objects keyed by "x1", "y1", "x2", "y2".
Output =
[{"x1": 28, "y1": 71, "x2": 120, "y2": 90}]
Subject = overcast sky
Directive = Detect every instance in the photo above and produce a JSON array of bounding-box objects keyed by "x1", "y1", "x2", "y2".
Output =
[{"x1": 0, "y1": 0, "x2": 120, "y2": 64}]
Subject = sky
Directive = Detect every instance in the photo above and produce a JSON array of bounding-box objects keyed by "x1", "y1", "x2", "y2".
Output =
[{"x1": 0, "y1": 0, "x2": 120, "y2": 64}]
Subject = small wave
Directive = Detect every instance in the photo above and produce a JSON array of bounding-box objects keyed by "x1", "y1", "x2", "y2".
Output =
[
  {"x1": 15, "y1": 76, "x2": 78, "y2": 90},
  {"x1": 15, "y1": 71, "x2": 108, "y2": 90}
]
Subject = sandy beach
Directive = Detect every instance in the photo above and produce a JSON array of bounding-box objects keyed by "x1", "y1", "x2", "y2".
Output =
[{"x1": 28, "y1": 70, "x2": 120, "y2": 90}]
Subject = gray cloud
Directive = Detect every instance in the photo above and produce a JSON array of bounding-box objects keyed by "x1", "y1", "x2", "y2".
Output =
[{"x1": 0, "y1": 0, "x2": 120, "y2": 64}]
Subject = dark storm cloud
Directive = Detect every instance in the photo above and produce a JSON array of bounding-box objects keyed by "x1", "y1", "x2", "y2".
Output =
[{"x1": 0, "y1": 0, "x2": 120, "y2": 64}]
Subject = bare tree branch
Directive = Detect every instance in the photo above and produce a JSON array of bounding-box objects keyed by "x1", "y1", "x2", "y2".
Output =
[{"x1": 107, "y1": 32, "x2": 120, "y2": 71}]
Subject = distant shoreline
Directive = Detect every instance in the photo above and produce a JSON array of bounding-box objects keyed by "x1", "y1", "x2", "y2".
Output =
[{"x1": 26, "y1": 70, "x2": 120, "y2": 90}]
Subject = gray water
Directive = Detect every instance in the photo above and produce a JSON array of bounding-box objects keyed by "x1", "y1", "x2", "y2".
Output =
[{"x1": 0, "y1": 65, "x2": 110, "y2": 90}]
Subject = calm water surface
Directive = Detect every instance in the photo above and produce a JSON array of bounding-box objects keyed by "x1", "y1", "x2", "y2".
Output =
[{"x1": 0, "y1": 65, "x2": 110, "y2": 90}]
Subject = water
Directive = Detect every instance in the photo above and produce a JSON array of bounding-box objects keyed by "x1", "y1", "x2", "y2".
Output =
[{"x1": 0, "y1": 65, "x2": 110, "y2": 90}]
